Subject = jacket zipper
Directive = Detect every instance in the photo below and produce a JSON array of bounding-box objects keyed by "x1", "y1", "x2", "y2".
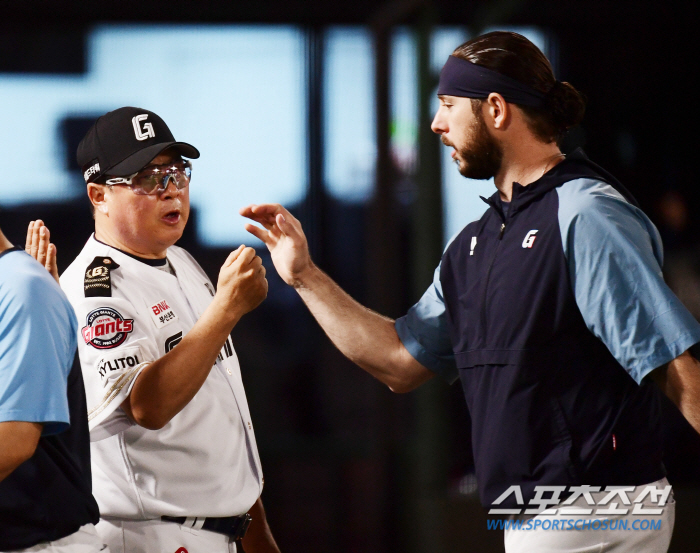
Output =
[{"x1": 480, "y1": 216, "x2": 507, "y2": 335}]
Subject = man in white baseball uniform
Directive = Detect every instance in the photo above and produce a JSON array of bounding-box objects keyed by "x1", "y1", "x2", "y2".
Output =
[{"x1": 58, "y1": 107, "x2": 280, "y2": 553}]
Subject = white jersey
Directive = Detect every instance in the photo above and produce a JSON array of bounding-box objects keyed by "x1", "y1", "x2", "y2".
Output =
[{"x1": 61, "y1": 235, "x2": 262, "y2": 519}]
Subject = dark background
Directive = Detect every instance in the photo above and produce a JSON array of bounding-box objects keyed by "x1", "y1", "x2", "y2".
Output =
[{"x1": 1, "y1": 1, "x2": 699, "y2": 551}]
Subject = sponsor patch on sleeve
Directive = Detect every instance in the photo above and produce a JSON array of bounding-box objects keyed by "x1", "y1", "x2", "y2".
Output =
[
  {"x1": 148, "y1": 299, "x2": 179, "y2": 329},
  {"x1": 82, "y1": 306, "x2": 134, "y2": 349},
  {"x1": 95, "y1": 345, "x2": 143, "y2": 383}
]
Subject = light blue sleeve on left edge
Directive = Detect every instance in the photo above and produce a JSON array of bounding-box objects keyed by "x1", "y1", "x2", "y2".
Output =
[
  {"x1": 0, "y1": 261, "x2": 77, "y2": 436},
  {"x1": 557, "y1": 178, "x2": 700, "y2": 384},
  {"x1": 395, "y1": 263, "x2": 459, "y2": 384}
]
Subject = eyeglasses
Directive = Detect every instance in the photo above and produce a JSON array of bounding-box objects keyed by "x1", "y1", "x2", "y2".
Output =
[{"x1": 105, "y1": 160, "x2": 192, "y2": 195}]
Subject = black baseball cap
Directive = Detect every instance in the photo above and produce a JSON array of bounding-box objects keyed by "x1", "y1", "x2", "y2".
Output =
[{"x1": 77, "y1": 106, "x2": 200, "y2": 183}]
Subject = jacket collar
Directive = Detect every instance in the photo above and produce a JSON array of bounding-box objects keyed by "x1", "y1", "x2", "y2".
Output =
[{"x1": 480, "y1": 148, "x2": 638, "y2": 219}]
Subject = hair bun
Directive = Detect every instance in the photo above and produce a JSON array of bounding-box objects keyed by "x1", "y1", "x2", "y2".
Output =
[{"x1": 545, "y1": 80, "x2": 586, "y2": 131}]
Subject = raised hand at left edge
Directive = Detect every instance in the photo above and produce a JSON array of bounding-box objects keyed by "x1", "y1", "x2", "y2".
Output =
[{"x1": 26, "y1": 220, "x2": 59, "y2": 283}]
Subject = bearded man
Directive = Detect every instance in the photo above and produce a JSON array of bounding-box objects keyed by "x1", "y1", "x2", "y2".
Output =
[{"x1": 241, "y1": 31, "x2": 700, "y2": 553}]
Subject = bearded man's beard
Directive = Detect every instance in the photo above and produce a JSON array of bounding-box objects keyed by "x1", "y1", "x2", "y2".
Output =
[{"x1": 453, "y1": 108, "x2": 503, "y2": 180}]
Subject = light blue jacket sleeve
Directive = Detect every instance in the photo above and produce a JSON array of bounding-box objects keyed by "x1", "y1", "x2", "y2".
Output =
[
  {"x1": 557, "y1": 178, "x2": 700, "y2": 383},
  {"x1": 395, "y1": 264, "x2": 459, "y2": 384},
  {"x1": 0, "y1": 255, "x2": 77, "y2": 435}
]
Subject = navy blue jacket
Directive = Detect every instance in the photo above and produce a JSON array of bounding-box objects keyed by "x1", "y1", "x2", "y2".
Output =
[{"x1": 439, "y1": 151, "x2": 666, "y2": 508}]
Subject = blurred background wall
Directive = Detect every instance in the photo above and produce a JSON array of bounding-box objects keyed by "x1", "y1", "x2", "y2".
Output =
[{"x1": 1, "y1": 1, "x2": 698, "y2": 551}]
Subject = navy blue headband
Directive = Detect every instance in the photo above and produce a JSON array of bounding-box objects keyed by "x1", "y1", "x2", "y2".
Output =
[{"x1": 437, "y1": 55, "x2": 547, "y2": 108}]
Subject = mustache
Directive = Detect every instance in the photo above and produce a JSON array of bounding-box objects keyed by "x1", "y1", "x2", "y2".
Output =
[{"x1": 440, "y1": 135, "x2": 455, "y2": 148}]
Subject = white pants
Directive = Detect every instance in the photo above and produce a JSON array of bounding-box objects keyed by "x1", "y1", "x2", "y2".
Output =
[
  {"x1": 7, "y1": 524, "x2": 108, "y2": 553},
  {"x1": 504, "y1": 478, "x2": 675, "y2": 553},
  {"x1": 96, "y1": 517, "x2": 237, "y2": 553}
]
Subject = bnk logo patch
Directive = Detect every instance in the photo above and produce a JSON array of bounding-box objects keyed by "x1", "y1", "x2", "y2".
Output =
[
  {"x1": 82, "y1": 307, "x2": 134, "y2": 349},
  {"x1": 149, "y1": 298, "x2": 178, "y2": 329}
]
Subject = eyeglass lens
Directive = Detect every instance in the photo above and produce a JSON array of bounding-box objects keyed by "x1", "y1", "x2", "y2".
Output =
[{"x1": 133, "y1": 162, "x2": 191, "y2": 195}]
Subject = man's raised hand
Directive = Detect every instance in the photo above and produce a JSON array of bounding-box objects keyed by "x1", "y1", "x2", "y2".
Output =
[
  {"x1": 214, "y1": 245, "x2": 268, "y2": 323},
  {"x1": 239, "y1": 204, "x2": 312, "y2": 288},
  {"x1": 25, "y1": 220, "x2": 59, "y2": 283}
]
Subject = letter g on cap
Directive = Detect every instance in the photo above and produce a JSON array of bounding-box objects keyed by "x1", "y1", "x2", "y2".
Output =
[{"x1": 132, "y1": 114, "x2": 156, "y2": 141}]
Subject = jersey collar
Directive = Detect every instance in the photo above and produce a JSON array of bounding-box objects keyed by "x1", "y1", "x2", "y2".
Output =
[{"x1": 93, "y1": 236, "x2": 168, "y2": 267}]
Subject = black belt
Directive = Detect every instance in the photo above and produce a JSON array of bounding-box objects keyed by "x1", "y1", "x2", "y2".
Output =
[{"x1": 161, "y1": 514, "x2": 252, "y2": 541}]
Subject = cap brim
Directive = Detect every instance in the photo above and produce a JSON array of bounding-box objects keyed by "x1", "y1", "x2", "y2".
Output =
[{"x1": 105, "y1": 141, "x2": 200, "y2": 176}]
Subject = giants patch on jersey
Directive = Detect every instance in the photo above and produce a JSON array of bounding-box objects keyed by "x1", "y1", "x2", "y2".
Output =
[
  {"x1": 82, "y1": 307, "x2": 134, "y2": 349},
  {"x1": 95, "y1": 346, "x2": 142, "y2": 381},
  {"x1": 84, "y1": 256, "x2": 119, "y2": 297},
  {"x1": 149, "y1": 299, "x2": 178, "y2": 329}
]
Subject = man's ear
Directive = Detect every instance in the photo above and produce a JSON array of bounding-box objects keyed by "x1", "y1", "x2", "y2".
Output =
[
  {"x1": 485, "y1": 92, "x2": 510, "y2": 130},
  {"x1": 87, "y1": 183, "x2": 109, "y2": 215}
]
